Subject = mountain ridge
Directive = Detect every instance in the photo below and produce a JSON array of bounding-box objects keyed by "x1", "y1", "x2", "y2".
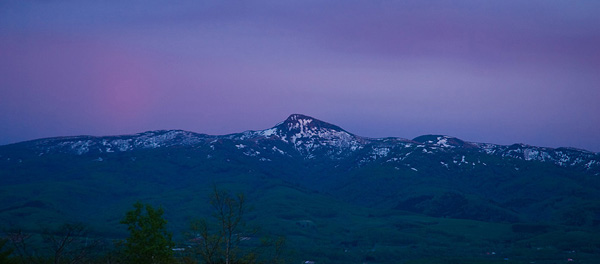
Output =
[
  {"x1": 4, "y1": 114, "x2": 595, "y2": 152},
  {"x1": 2, "y1": 114, "x2": 598, "y2": 174}
]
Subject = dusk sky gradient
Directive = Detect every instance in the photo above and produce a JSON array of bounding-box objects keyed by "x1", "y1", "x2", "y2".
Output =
[{"x1": 1, "y1": 1, "x2": 599, "y2": 151}]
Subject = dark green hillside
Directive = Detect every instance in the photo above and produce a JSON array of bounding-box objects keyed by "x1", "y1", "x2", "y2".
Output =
[{"x1": 329, "y1": 146, "x2": 600, "y2": 224}]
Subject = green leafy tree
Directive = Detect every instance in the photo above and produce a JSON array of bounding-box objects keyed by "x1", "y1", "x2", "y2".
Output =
[{"x1": 120, "y1": 201, "x2": 175, "y2": 264}]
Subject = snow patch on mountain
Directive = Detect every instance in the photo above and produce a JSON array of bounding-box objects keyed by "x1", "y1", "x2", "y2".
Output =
[
  {"x1": 272, "y1": 146, "x2": 286, "y2": 155},
  {"x1": 371, "y1": 147, "x2": 390, "y2": 158},
  {"x1": 236, "y1": 144, "x2": 246, "y2": 149},
  {"x1": 440, "y1": 161, "x2": 449, "y2": 169}
]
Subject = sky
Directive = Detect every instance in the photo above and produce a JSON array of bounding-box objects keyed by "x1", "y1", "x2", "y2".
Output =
[{"x1": 1, "y1": 1, "x2": 599, "y2": 152}]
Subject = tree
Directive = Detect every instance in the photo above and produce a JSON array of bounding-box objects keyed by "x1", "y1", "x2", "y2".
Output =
[
  {"x1": 5, "y1": 229, "x2": 39, "y2": 264},
  {"x1": 5, "y1": 224, "x2": 100, "y2": 264},
  {"x1": 256, "y1": 236, "x2": 286, "y2": 264},
  {"x1": 191, "y1": 187, "x2": 253, "y2": 264},
  {"x1": 120, "y1": 201, "x2": 174, "y2": 264},
  {"x1": 0, "y1": 237, "x2": 16, "y2": 264},
  {"x1": 190, "y1": 187, "x2": 287, "y2": 264},
  {"x1": 42, "y1": 223, "x2": 98, "y2": 264}
]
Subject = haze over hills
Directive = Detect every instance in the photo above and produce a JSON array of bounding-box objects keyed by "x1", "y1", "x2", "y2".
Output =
[{"x1": 1, "y1": 114, "x2": 599, "y2": 263}]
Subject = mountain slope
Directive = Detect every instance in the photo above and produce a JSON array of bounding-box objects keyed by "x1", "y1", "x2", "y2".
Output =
[{"x1": 2, "y1": 114, "x2": 599, "y2": 220}]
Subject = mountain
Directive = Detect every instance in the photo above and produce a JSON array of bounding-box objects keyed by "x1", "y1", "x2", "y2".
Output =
[
  {"x1": 7, "y1": 114, "x2": 598, "y2": 172},
  {"x1": 1, "y1": 114, "x2": 600, "y2": 263}
]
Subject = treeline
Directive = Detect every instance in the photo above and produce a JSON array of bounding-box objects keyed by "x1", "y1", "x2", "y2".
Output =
[{"x1": 1, "y1": 187, "x2": 287, "y2": 264}]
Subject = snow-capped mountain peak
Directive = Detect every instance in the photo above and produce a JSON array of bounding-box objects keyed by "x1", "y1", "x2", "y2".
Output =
[
  {"x1": 276, "y1": 114, "x2": 349, "y2": 138},
  {"x1": 235, "y1": 114, "x2": 364, "y2": 157},
  {"x1": 273, "y1": 114, "x2": 363, "y2": 155}
]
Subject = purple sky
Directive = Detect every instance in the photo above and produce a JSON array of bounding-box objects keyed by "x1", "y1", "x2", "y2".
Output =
[{"x1": 1, "y1": 1, "x2": 599, "y2": 152}]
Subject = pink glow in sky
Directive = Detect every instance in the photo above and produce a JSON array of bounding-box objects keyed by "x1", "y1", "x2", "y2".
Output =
[{"x1": 1, "y1": 1, "x2": 599, "y2": 151}]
